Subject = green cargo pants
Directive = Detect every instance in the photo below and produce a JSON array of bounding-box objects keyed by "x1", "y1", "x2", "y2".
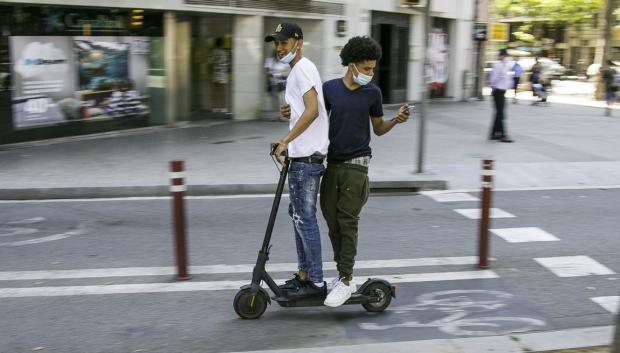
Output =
[{"x1": 319, "y1": 162, "x2": 370, "y2": 279}]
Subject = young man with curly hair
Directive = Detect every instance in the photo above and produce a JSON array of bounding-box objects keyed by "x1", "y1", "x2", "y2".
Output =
[{"x1": 320, "y1": 36, "x2": 410, "y2": 307}]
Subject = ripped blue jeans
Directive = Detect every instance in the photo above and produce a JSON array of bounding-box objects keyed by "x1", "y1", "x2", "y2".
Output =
[{"x1": 287, "y1": 161, "x2": 325, "y2": 283}]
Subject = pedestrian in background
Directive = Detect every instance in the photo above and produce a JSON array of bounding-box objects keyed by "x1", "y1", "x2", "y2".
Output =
[
  {"x1": 512, "y1": 61, "x2": 522, "y2": 104},
  {"x1": 530, "y1": 57, "x2": 547, "y2": 104},
  {"x1": 601, "y1": 60, "x2": 618, "y2": 117},
  {"x1": 264, "y1": 50, "x2": 290, "y2": 120},
  {"x1": 488, "y1": 48, "x2": 514, "y2": 143}
]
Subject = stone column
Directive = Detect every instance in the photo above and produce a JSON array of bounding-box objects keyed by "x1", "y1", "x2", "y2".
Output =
[
  {"x1": 232, "y1": 15, "x2": 263, "y2": 120},
  {"x1": 164, "y1": 11, "x2": 177, "y2": 126}
]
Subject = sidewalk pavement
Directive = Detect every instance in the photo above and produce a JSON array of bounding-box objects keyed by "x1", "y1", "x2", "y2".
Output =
[{"x1": 1, "y1": 99, "x2": 619, "y2": 199}]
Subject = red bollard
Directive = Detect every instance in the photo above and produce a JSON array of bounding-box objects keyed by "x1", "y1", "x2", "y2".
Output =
[
  {"x1": 478, "y1": 159, "x2": 493, "y2": 269},
  {"x1": 170, "y1": 160, "x2": 191, "y2": 280}
]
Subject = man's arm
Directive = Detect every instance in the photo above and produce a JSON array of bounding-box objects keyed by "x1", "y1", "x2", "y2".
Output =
[
  {"x1": 274, "y1": 87, "x2": 319, "y2": 162},
  {"x1": 371, "y1": 105, "x2": 410, "y2": 136},
  {"x1": 488, "y1": 63, "x2": 498, "y2": 88}
]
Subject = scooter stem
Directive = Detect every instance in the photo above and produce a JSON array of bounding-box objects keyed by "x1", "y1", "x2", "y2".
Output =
[{"x1": 261, "y1": 158, "x2": 290, "y2": 253}]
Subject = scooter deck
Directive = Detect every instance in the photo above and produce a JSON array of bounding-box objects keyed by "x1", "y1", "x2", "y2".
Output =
[{"x1": 272, "y1": 292, "x2": 368, "y2": 308}]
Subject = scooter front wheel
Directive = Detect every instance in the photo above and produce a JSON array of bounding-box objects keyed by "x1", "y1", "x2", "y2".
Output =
[
  {"x1": 362, "y1": 282, "x2": 392, "y2": 312},
  {"x1": 233, "y1": 288, "x2": 268, "y2": 319}
]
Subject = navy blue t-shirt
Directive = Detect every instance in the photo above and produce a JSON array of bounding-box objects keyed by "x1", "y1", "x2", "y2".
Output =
[{"x1": 323, "y1": 79, "x2": 384, "y2": 161}]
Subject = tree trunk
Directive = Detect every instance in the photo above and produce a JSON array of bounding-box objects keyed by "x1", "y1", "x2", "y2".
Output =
[{"x1": 597, "y1": 0, "x2": 617, "y2": 100}]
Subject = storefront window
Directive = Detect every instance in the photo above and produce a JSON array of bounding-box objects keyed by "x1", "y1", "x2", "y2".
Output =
[{"x1": 1, "y1": 4, "x2": 163, "y2": 130}]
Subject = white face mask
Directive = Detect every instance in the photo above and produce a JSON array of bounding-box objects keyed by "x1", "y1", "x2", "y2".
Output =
[
  {"x1": 352, "y1": 64, "x2": 373, "y2": 85},
  {"x1": 280, "y1": 42, "x2": 298, "y2": 64}
]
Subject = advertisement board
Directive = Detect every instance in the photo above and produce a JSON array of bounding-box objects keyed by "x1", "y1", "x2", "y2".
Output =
[{"x1": 10, "y1": 36, "x2": 150, "y2": 129}]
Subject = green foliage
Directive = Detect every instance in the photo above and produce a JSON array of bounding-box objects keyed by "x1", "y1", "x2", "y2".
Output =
[
  {"x1": 512, "y1": 31, "x2": 535, "y2": 42},
  {"x1": 496, "y1": 0, "x2": 604, "y2": 24}
]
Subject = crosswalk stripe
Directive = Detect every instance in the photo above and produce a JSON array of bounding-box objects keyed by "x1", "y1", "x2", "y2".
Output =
[
  {"x1": 591, "y1": 296, "x2": 620, "y2": 314},
  {"x1": 0, "y1": 270, "x2": 498, "y2": 298},
  {"x1": 0, "y1": 256, "x2": 481, "y2": 281}
]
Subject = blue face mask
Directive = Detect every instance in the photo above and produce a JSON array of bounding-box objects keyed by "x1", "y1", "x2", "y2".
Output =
[
  {"x1": 353, "y1": 64, "x2": 373, "y2": 85},
  {"x1": 280, "y1": 42, "x2": 298, "y2": 64}
]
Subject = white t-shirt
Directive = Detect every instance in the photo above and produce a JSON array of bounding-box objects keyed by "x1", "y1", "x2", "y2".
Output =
[{"x1": 284, "y1": 57, "x2": 329, "y2": 158}]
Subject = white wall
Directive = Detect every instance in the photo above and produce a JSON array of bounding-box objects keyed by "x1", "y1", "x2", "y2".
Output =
[{"x1": 232, "y1": 15, "x2": 263, "y2": 120}]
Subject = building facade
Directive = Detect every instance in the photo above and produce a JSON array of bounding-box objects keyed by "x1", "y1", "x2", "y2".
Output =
[{"x1": 0, "y1": 0, "x2": 475, "y2": 144}]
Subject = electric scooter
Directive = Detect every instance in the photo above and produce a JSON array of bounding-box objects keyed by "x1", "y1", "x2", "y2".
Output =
[{"x1": 233, "y1": 144, "x2": 396, "y2": 319}]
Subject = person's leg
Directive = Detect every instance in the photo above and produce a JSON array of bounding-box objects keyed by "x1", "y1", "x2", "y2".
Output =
[
  {"x1": 288, "y1": 162, "x2": 324, "y2": 284},
  {"x1": 497, "y1": 89, "x2": 506, "y2": 137},
  {"x1": 606, "y1": 91, "x2": 613, "y2": 116},
  {"x1": 287, "y1": 162, "x2": 307, "y2": 278},
  {"x1": 320, "y1": 163, "x2": 342, "y2": 267},
  {"x1": 513, "y1": 77, "x2": 520, "y2": 103},
  {"x1": 324, "y1": 164, "x2": 369, "y2": 307},
  {"x1": 333, "y1": 164, "x2": 369, "y2": 280},
  {"x1": 490, "y1": 89, "x2": 502, "y2": 139}
]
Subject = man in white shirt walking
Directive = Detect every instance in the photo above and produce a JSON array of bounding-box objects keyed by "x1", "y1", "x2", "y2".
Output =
[
  {"x1": 488, "y1": 48, "x2": 514, "y2": 143},
  {"x1": 265, "y1": 22, "x2": 330, "y2": 298}
]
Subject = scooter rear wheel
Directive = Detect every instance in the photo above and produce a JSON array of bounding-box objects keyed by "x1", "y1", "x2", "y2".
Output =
[
  {"x1": 362, "y1": 282, "x2": 392, "y2": 312},
  {"x1": 233, "y1": 288, "x2": 268, "y2": 319}
]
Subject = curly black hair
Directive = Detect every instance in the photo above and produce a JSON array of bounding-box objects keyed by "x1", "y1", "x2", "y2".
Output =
[{"x1": 340, "y1": 36, "x2": 382, "y2": 66}]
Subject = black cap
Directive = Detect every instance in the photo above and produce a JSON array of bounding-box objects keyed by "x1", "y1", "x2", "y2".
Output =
[
  {"x1": 499, "y1": 48, "x2": 508, "y2": 56},
  {"x1": 265, "y1": 22, "x2": 303, "y2": 42}
]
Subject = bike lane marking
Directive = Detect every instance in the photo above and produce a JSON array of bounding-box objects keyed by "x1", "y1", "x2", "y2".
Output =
[
  {"x1": 0, "y1": 221, "x2": 86, "y2": 247},
  {"x1": 0, "y1": 270, "x2": 498, "y2": 298},
  {"x1": 218, "y1": 325, "x2": 614, "y2": 353}
]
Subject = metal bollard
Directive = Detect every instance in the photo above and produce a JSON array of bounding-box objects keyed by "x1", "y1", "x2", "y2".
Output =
[
  {"x1": 170, "y1": 160, "x2": 191, "y2": 280},
  {"x1": 478, "y1": 159, "x2": 493, "y2": 269}
]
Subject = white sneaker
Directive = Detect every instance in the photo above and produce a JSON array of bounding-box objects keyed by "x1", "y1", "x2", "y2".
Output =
[
  {"x1": 326, "y1": 278, "x2": 339, "y2": 292},
  {"x1": 324, "y1": 279, "x2": 356, "y2": 307}
]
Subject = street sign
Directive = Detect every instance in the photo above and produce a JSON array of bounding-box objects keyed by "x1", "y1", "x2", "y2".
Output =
[
  {"x1": 489, "y1": 23, "x2": 509, "y2": 42},
  {"x1": 474, "y1": 23, "x2": 487, "y2": 41}
]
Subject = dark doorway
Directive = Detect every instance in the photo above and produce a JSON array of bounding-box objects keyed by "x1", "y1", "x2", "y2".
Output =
[{"x1": 371, "y1": 11, "x2": 410, "y2": 104}]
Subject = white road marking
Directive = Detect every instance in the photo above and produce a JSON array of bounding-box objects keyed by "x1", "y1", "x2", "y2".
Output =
[
  {"x1": 534, "y1": 256, "x2": 616, "y2": 277},
  {"x1": 222, "y1": 326, "x2": 614, "y2": 353},
  {"x1": 0, "y1": 256, "x2": 483, "y2": 281},
  {"x1": 424, "y1": 192, "x2": 479, "y2": 202},
  {"x1": 0, "y1": 194, "x2": 288, "y2": 203},
  {"x1": 0, "y1": 225, "x2": 86, "y2": 247},
  {"x1": 6, "y1": 217, "x2": 45, "y2": 224},
  {"x1": 591, "y1": 296, "x2": 620, "y2": 314},
  {"x1": 0, "y1": 227, "x2": 38, "y2": 237},
  {"x1": 0, "y1": 270, "x2": 499, "y2": 298},
  {"x1": 490, "y1": 227, "x2": 560, "y2": 243},
  {"x1": 426, "y1": 185, "x2": 620, "y2": 193},
  {"x1": 453, "y1": 208, "x2": 516, "y2": 219}
]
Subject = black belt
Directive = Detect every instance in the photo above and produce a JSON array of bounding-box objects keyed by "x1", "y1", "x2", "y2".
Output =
[{"x1": 290, "y1": 156, "x2": 324, "y2": 164}]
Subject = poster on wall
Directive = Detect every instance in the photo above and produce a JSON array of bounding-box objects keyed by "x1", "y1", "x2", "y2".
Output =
[
  {"x1": 10, "y1": 36, "x2": 74, "y2": 128},
  {"x1": 10, "y1": 36, "x2": 150, "y2": 129}
]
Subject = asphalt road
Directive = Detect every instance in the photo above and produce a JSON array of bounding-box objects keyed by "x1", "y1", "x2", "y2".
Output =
[{"x1": 0, "y1": 189, "x2": 618, "y2": 352}]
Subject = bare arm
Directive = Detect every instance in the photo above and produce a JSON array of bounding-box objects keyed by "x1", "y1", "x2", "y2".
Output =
[
  {"x1": 274, "y1": 88, "x2": 319, "y2": 163},
  {"x1": 371, "y1": 105, "x2": 410, "y2": 136}
]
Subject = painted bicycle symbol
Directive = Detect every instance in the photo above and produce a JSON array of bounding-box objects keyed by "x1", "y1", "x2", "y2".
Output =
[
  {"x1": 0, "y1": 217, "x2": 84, "y2": 247},
  {"x1": 359, "y1": 290, "x2": 546, "y2": 336}
]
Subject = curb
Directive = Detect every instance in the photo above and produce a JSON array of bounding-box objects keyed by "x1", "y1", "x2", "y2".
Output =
[{"x1": 0, "y1": 180, "x2": 448, "y2": 200}]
